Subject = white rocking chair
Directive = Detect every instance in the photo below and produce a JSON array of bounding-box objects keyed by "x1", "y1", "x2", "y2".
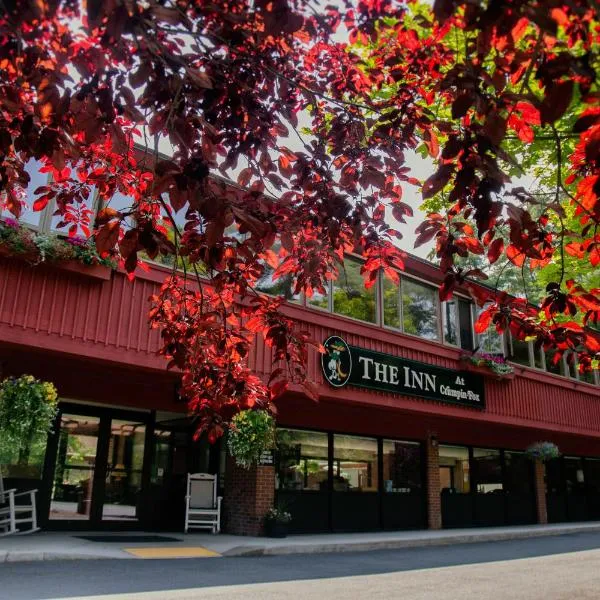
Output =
[
  {"x1": 184, "y1": 473, "x2": 222, "y2": 534},
  {"x1": 0, "y1": 468, "x2": 39, "y2": 536}
]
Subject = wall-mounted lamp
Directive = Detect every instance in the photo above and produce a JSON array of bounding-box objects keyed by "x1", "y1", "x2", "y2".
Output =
[{"x1": 430, "y1": 435, "x2": 438, "y2": 448}]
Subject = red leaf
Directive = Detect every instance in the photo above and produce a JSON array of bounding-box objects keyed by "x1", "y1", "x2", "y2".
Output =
[
  {"x1": 474, "y1": 308, "x2": 493, "y2": 334},
  {"x1": 95, "y1": 221, "x2": 120, "y2": 256},
  {"x1": 487, "y1": 238, "x2": 504, "y2": 264}
]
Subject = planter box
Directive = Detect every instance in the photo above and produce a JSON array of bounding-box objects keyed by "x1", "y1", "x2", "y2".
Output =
[
  {"x1": 459, "y1": 357, "x2": 515, "y2": 381},
  {"x1": 53, "y1": 260, "x2": 112, "y2": 281}
]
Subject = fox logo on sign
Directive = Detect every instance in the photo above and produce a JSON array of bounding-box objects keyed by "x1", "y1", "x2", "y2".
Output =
[{"x1": 322, "y1": 336, "x2": 352, "y2": 388}]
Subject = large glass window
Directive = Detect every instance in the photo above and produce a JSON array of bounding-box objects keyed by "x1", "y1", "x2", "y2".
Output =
[
  {"x1": 472, "y1": 448, "x2": 503, "y2": 494},
  {"x1": 507, "y1": 334, "x2": 531, "y2": 367},
  {"x1": 333, "y1": 434, "x2": 378, "y2": 492},
  {"x1": 276, "y1": 429, "x2": 329, "y2": 491},
  {"x1": 504, "y1": 451, "x2": 532, "y2": 496},
  {"x1": 458, "y1": 298, "x2": 474, "y2": 351},
  {"x1": 332, "y1": 259, "x2": 376, "y2": 323},
  {"x1": 402, "y1": 278, "x2": 439, "y2": 340},
  {"x1": 382, "y1": 440, "x2": 421, "y2": 494},
  {"x1": 442, "y1": 298, "x2": 458, "y2": 346},
  {"x1": 383, "y1": 277, "x2": 401, "y2": 329},
  {"x1": 439, "y1": 445, "x2": 470, "y2": 494}
]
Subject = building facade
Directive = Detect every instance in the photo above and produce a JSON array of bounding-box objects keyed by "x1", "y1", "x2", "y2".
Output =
[
  {"x1": 2, "y1": 247, "x2": 600, "y2": 535},
  {"x1": 1, "y1": 160, "x2": 600, "y2": 533}
]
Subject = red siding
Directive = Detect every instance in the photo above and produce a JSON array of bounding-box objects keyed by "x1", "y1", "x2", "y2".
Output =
[{"x1": 1, "y1": 258, "x2": 599, "y2": 440}]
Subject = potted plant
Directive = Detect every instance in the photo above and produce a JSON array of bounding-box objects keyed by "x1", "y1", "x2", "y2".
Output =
[
  {"x1": 264, "y1": 506, "x2": 292, "y2": 538},
  {"x1": 0, "y1": 375, "x2": 58, "y2": 477},
  {"x1": 227, "y1": 409, "x2": 276, "y2": 469},
  {"x1": 526, "y1": 441, "x2": 560, "y2": 462}
]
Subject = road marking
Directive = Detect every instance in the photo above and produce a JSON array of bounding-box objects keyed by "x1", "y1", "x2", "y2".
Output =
[{"x1": 123, "y1": 547, "x2": 221, "y2": 558}]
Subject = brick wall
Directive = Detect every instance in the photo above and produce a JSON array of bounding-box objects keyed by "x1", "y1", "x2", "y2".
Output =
[
  {"x1": 223, "y1": 456, "x2": 275, "y2": 536},
  {"x1": 534, "y1": 459, "x2": 548, "y2": 524},
  {"x1": 426, "y1": 433, "x2": 442, "y2": 530}
]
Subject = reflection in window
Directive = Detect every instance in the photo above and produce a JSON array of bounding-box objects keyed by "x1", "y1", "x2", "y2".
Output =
[
  {"x1": 472, "y1": 448, "x2": 503, "y2": 494},
  {"x1": 382, "y1": 277, "x2": 400, "y2": 329},
  {"x1": 439, "y1": 445, "x2": 470, "y2": 494},
  {"x1": 276, "y1": 429, "x2": 329, "y2": 491},
  {"x1": 333, "y1": 434, "x2": 378, "y2": 492},
  {"x1": 307, "y1": 284, "x2": 329, "y2": 311},
  {"x1": 402, "y1": 279, "x2": 439, "y2": 340},
  {"x1": 332, "y1": 259, "x2": 376, "y2": 323},
  {"x1": 507, "y1": 334, "x2": 531, "y2": 367},
  {"x1": 504, "y1": 451, "x2": 532, "y2": 496},
  {"x1": 564, "y1": 456, "x2": 586, "y2": 496},
  {"x1": 382, "y1": 440, "x2": 421, "y2": 494},
  {"x1": 1, "y1": 159, "x2": 48, "y2": 228},
  {"x1": 585, "y1": 458, "x2": 600, "y2": 494},
  {"x1": 458, "y1": 298, "x2": 474, "y2": 351},
  {"x1": 442, "y1": 299, "x2": 458, "y2": 346}
]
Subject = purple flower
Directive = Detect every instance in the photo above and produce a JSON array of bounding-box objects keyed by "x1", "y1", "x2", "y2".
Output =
[
  {"x1": 64, "y1": 236, "x2": 87, "y2": 247},
  {"x1": 2, "y1": 217, "x2": 19, "y2": 229}
]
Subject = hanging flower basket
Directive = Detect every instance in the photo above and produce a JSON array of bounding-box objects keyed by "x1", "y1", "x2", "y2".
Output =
[
  {"x1": 459, "y1": 352, "x2": 515, "y2": 381},
  {"x1": 0, "y1": 375, "x2": 58, "y2": 475},
  {"x1": 526, "y1": 441, "x2": 560, "y2": 462},
  {"x1": 227, "y1": 409, "x2": 276, "y2": 469}
]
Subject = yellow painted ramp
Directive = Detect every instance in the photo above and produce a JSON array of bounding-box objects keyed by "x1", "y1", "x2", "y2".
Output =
[{"x1": 124, "y1": 547, "x2": 221, "y2": 559}]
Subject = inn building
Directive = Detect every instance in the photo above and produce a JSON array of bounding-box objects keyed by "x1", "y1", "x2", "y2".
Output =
[{"x1": 2, "y1": 161, "x2": 600, "y2": 534}]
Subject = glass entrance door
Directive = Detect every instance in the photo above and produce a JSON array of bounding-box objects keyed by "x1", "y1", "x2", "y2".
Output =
[
  {"x1": 47, "y1": 406, "x2": 149, "y2": 527},
  {"x1": 102, "y1": 419, "x2": 146, "y2": 521},
  {"x1": 49, "y1": 413, "x2": 101, "y2": 521}
]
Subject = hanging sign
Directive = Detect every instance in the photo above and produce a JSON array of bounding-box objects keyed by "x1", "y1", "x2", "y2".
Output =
[{"x1": 321, "y1": 335, "x2": 485, "y2": 409}]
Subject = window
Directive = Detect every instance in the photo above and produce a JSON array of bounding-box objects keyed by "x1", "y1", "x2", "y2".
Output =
[
  {"x1": 442, "y1": 298, "x2": 459, "y2": 346},
  {"x1": 276, "y1": 429, "x2": 329, "y2": 491},
  {"x1": 472, "y1": 448, "x2": 503, "y2": 494},
  {"x1": 504, "y1": 451, "x2": 532, "y2": 497},
  {"x1": 458, "y1": 298, "x2": 474, "y2": 351},
  {"x1": 332, "y1": 258, "x2": 376, "y2": 323},
  {"x1": 1, "y1": 159, "x2": 49, "y2": 229},
  {"x1": 307, "y1": 284, "x2": 329, "y2": 311},
  {"x1": 439, "y1": 445, "x2": 470, "y2": 494},
  {"x1": 507, "y1": 334, "x2": 531, "y2": 367},
  {"x1": 382, "y1": 440, "x2": 421, "y2": 494},
  {"x1": 382, "y1": 276, "x2": 401, "y2": 329},
  {"x1": 473, "y1": 306, "x2": 504, "y2": 354},
  {"x1": 333, "y1": 434, "x2": 378, "y2": 492},
  {"x1": 402, "y1": 278, "x2": 439, "y2": 340}
]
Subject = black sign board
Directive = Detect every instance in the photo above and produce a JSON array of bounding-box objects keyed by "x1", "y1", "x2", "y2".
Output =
[
  {"x1": 321, "y1": 336, "x2": 485, "y2": 409},
  {"x1": 258, "y1": 450, "x2": 274, "y2": 466}
]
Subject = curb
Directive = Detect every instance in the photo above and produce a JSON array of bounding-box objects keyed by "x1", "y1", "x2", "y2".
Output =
[
  {"x1": 222, "y1": 524, "x2": 600, "y2": 557},
  {"x1": 1, "y1": 552, "x2": 118, "y2": 563},
  {"x1": 4, "y1": 524, "x2": 600, "y2": 562}
]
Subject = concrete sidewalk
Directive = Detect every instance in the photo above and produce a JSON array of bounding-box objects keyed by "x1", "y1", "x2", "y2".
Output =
[{"x1": 2, "y1": 521, "x2": 600, "y2": 563}]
